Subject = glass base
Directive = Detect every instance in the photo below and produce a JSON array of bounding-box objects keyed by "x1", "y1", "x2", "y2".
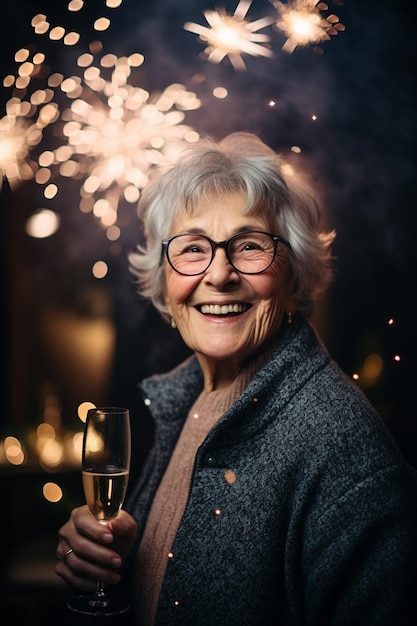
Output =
[{"x1": 67, "y1": 593, "x2": 130, "y2": 617}]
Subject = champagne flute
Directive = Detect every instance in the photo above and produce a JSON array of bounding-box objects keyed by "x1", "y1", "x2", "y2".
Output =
[{"x1": 67, "y1": 406, "x2": 131, "y2": 616}]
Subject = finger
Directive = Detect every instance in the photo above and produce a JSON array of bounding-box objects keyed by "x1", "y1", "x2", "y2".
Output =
[
  {"x1": 55, "y1": 550, "x2": 122, "y2": 588},
  {"x1": 55, "y1": 560, "x2": 99, "y2": 593},
  {"x1": 70, "y1": 506, "x2": 115, "y2": 543},
  {"x1": 66, "y1": 534, "x2": 122, "y2": 566},
  {"x1": 56, "y1": 542, "x2": 75, "y2": 564},
  {"x1": 64, "y1": 547, "x2": 74, "y2": 563}
]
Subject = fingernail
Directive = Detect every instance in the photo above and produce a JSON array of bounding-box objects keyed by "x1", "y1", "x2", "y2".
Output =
[{"x1": 102, "y1": 532, "x2": 113, "y2": 543}]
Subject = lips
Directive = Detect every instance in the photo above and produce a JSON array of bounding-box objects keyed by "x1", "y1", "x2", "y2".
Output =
[{"x1": 199, "y1": 303, "x2": 250, "y2": 315}]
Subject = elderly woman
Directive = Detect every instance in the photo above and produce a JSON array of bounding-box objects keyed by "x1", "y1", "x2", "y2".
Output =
[{"x1": 56, "y1": 132, "x2": 417, "y2": 625}]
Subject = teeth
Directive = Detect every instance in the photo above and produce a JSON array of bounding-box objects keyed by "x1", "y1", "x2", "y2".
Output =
[{"x1": 200, "y1": 304, "x2": 248, "y2": 315}]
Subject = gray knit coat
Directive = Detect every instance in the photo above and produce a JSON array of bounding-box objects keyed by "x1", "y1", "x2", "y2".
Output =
[{"x1": 123, "y1": 315, "x2": 417, "y2": 625}]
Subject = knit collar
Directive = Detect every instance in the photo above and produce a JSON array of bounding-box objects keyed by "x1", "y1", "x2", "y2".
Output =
[{"x1": 139, "y1": 314, "x2": 328, "y2": 429}]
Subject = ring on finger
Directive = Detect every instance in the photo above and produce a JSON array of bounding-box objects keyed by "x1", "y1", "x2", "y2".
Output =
[{"x1": 64, "y1": 548, "x2": 74, "y2": 562}]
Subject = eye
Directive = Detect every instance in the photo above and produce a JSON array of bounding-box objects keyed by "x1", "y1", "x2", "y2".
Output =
[
  {"x1": 243, "y1": 241, "x2": 261, "y2": 251},
  {"x1": 232, "y1": 235, "x2": 266, "y2": 253},
  {"x1": 171, "y1": 235, "x2": 211, "y2": 258},
  {"x1": 180, "y1": 240, "x2": 208, "y2": 255},
  {"x1": 185, "y1": 244, "x2": 206, "y2": 254}
]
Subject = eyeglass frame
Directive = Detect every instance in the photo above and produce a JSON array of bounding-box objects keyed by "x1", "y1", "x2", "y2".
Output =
[{"x1": 161, "y1": 230, "x2": 292, "y2": 276}]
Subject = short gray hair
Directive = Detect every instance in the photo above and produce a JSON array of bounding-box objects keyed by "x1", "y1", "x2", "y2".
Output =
[{"x1": 128, "y1": 131, "x2": 336, "y2": 320}]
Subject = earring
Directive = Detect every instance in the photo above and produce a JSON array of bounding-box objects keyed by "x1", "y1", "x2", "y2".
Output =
[
  {"x1": 287, "y1": 311, "x2": 293, "y2": 325},
  {"x1": 170, "y1": 317, "x2": 177, "y2": 329}
]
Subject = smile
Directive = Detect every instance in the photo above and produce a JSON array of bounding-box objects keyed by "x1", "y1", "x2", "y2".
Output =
[{"x1": 199, "y1": 303, "x2": 250, "y2": 316}]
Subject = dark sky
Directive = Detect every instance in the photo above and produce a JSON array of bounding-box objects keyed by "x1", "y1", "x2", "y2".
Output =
[{"x1": 1, "y1": 0, "x2": 416, "y2": 463}]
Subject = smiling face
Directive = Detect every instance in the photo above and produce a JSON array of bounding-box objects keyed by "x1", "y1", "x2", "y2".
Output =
[{"x1": 163, "y1": 191, "x2": 296, "y2": 389}]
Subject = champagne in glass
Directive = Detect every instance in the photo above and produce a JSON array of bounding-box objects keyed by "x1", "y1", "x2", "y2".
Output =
[
  {"x1": 82, "y1": 469, "x2": 129, "y2": 522},
  {"x1": 67, "y1": 407, "x2": 131, "y2": 616}
]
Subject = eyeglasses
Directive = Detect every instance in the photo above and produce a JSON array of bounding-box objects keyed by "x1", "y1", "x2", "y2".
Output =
[{"x1": 161, "y1": 230, "x2": 292, "y2": 276}]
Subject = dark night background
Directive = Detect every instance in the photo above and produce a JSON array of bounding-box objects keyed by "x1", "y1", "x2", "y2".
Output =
[{"x1": 0, "y1": 0, "x2": 416, "y2": 621}]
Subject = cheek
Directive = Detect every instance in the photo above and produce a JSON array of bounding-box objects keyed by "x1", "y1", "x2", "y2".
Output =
[
  {"x1": 256, "y1": 263, "x2": 290, "y2": 301},
  {"x1": 164, "y1": 271, "x2": 199, "y2": 312}
]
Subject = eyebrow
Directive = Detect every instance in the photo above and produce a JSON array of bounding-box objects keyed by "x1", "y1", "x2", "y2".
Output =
[{"x1": 172, "y1": 225, "x2": 268, "y2": 237}]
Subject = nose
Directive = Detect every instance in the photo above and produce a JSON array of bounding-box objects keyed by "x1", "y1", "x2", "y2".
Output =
[{"x1": 203, "y1": 246, "x2": 239, "y2": 285}]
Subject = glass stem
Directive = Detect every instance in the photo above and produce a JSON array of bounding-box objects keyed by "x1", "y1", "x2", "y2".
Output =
[{"x1": 96, "y1": 580, "x2": 106, "y2": 597}]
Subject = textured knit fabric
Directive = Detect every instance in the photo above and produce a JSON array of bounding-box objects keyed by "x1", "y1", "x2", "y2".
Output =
[
  {"x1": 123, "y1": 315, "x2": 417, "y2": 626},
  {"x1": 134, "y1": 350, "x2": 269, "y2": 624}
]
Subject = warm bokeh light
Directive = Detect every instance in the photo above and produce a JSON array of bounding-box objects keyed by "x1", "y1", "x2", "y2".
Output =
[
  {"x1": 44, "y1": 183, "x2": 58, "y2": 199},
  {"x1": 37, "y1": 422, "x2": 56, "y2": 440},
  {"x1": 92, "y1": 260, "x2": 109, "y2": 279},
  {"x1": 68, "y1": 0, "x2": 85, "y2": 11},
  {"x1": 78, "y1": 402, "x2": 97, "y2": 423},
  {"x1": 94, "y1": 17, "x2": 111, "y2": 32},
  {"x1": 0, "y1": 423, "x2": 85, "y2": 470},
  {"x1": 353, "y1": 352, "x2": 392, "y2": 390},
  {"x1": 213, "y1": 86, "x2": 228, "y2": 99},
  {"x1": 26, "y1": 209, "x2": 60, "y2": 238},
  {"x1": 4, "y1": 436, "x2": 25, "y2": 465},
  {"x1": 49, "y1": 26, "x2": 66, "y2": 41},
  {"x1": 361, "y1": 353, "x2": 383, "y2": 386},
  {"x1": 43, "y1": 482, "x2": 63, "y2": 502},
  {"x1": 39, "y1": 438, "x2": 64, "y2": 469}
]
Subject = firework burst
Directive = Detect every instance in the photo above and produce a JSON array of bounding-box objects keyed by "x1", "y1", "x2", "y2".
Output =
[
  {"x1": 0, "y1": 2, "x2": 113, "y2": 189},
  {"x1": 0, "y1": 1, "x2": 201, "y2": 241},
  {"x1": 0, "y1": 115, "x2": 40, "y2": 187},
  {"x1": 270, "y1": 0, "x2": 345, "y2": 54},
  {"x1": 184, "y1": 0, "x2": 275, "y2": 70},
  {"x1": 48, "y1": 55, "x2": 201, "y2": 235}
]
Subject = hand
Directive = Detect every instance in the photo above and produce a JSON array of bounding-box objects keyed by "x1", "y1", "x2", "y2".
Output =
[{"x1": 55, "y1": 505, "x2": 137, "y2": 593}]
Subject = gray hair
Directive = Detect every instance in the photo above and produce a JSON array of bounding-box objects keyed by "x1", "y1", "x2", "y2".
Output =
[{"x1": 128, "y1": 131, "x2": 336, "y2": 320}]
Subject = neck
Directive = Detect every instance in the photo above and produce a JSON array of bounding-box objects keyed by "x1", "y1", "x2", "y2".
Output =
[{"x1": 195, "y1": 354, "x2": 242, "y2": 392}]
